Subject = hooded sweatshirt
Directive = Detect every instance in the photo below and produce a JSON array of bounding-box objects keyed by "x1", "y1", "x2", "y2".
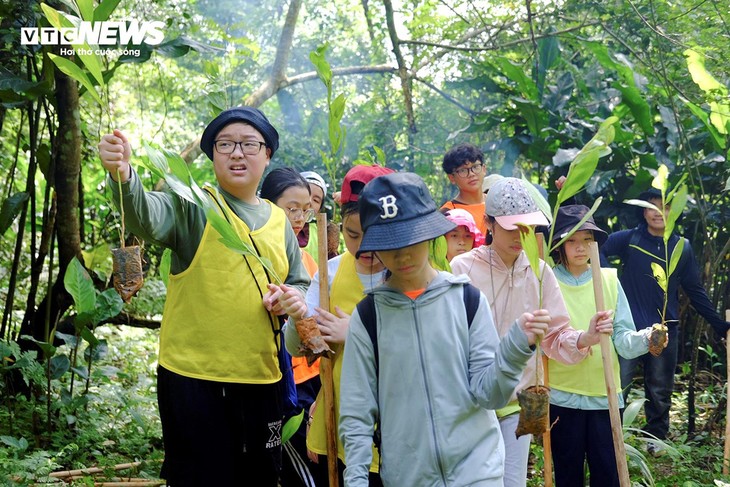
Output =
[{"x1": 339, "y1": 272, "x2": 534, "y2": 487}]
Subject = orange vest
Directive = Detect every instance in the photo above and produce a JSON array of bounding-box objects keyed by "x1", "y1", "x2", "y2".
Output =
[{"x1": 293, "y1": 249, "x2": 320, "y2": 384}]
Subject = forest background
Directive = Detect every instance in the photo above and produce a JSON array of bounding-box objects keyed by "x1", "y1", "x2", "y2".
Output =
[{"x1": 1, "y1": 0, "x2": 729, "y2": 484}]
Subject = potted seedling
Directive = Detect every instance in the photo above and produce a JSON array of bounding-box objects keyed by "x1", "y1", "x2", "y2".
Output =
[
  {"x1": 623, "y1": 164, "x2": 687, "y2": 356},
  {"x1": 515, "y1": 116, "x2": 617, "y2": 438}
]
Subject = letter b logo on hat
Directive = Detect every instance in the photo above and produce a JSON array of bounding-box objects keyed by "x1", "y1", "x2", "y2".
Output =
[
  {"x1": 379, "y1": 195, "x2": 398, "y2": 219},
  {"x1": 356, "y1": 172, "x2": 458, "y2": 257}
]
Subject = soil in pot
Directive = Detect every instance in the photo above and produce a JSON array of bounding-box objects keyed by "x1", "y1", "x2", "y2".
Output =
[
  {"x1": 111, "y1": 245, "x2": 144, "y2": 303},
  {"x1": 515, "y1": 385, "x2": 551, "y2": 438}
]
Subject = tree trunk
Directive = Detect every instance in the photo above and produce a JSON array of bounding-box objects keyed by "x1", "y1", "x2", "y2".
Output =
[{"x1": 19, "y1": 51, "x2": 82, "y2": 346}]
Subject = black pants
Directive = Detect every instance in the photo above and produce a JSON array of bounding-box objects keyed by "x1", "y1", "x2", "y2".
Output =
[
  {"x1": 550, "y1": 404, "x2": 619, "y2": 487},
  {"x1": 157, "y1": 366, "x2": 283, "y2": 486},
  {"x1": 281, "y1": 376, "x2": 322, "y2": 487}
]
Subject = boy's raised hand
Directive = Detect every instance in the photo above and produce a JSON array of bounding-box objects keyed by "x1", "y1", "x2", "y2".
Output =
[
  {"x1": 98, "y1": 129, "x2": 132, "y2": 182},
  {"x1": 518, "y1": 309, "x2": 550, "y2": 346}
]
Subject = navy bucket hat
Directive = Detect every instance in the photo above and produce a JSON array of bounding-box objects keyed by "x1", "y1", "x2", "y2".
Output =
[
  {"x1": 357, "y1": 172, "x2": 456, "y2": 257},
  {"x1": 200, "y1": 107, "x2": 279, "y2": 160},
  {"x1": 550, "y1": 204, "x2": 607, "y2": 248}
]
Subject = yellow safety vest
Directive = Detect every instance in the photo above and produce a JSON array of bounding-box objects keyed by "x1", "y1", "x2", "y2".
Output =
[
  {"x1": 549, "y1": 268, "x2": 621, "y2": 396},
  {"x1": 159, "y1": 187, "x2": 289, "y2": 383}
]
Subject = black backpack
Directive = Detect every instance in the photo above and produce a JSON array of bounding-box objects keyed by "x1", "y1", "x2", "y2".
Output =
[{"x1": 354, "y1": 283, "x2": 481, "y2": 452}]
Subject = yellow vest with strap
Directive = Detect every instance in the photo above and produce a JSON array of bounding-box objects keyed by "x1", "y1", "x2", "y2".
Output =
[
  {"x1": 159, "y1": 187, "x2": 289, "y2": 383},
  {"x1": 307, "y1": 251, "x2": 380, "y2": 471},
  {"x1": 549, "y1": 268, "x2": 621, "y2": 396}
]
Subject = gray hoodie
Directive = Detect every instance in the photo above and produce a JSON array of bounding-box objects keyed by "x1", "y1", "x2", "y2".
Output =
[{"x1": 339, "y1": 272, "x2": 534, "y2": 487}]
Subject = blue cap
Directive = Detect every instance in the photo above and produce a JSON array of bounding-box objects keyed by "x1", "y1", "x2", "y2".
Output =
[{"x1": 357, "y1": 172, "x2": 456, "y2": 257}]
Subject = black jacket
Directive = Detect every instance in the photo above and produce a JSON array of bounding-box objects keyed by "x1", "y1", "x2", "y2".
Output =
[{"x1": 600, "y1": 223, "x2": 728, "y2": 337}]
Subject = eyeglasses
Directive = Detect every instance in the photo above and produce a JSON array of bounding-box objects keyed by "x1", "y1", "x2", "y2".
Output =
[
  {"x1": 214, "y1": 140, "x2": 266, "y2": 155},
  {"x1": 285, "y1": 207, "x2": 315, "y2": 222},
  {"x1": 452, "y1": 163, "x2": 485, "y2": 178}
]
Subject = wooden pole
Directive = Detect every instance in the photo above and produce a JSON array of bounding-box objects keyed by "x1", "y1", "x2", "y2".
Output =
[
  {"x1": 589, "y1": 242, "x2": 630, "y2": 487},
  {"x1": 722, "y1": 309, "x2": 730, "y2": 475},
  {"x1": 317, "y1": 213, "x2": 339, "y2": 487},
  {"x1": 535, "y1": 232, "x2": 554, "y2": 487}
]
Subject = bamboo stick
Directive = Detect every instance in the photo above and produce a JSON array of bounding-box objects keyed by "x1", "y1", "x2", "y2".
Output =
[
  {"x1": 535, "y1": 232, "x2": 554, "y2": 487},
  {"x1": 722, "y1": 309, "x2": 730, "y2": 475},
  {"x1": 49, "y1": 462, "x2": 142, "y2": 478},
  {"x1": 589, "y1": 242, "x2": 630, "y2": 487},
  {"x1": 317, "y1": 213, "x2": 339, "y2": 487}
]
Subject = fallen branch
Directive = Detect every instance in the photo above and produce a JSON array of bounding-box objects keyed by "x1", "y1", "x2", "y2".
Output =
[{"x1": 49, "y1": 462, "x2": 142, "y2": 478}]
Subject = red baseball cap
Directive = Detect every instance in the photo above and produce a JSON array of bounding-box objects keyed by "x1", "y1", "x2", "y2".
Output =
[{"x1": 340, "y1": 165, "x2": 395, "y2": 203}]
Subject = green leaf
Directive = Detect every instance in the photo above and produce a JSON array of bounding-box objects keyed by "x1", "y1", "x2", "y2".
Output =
[
  {"x1": 54, "y1": 331, "x2": 79, "y2": 348},
  {"x1": 651, "y1": 262, "x2": 667, "y2": 292},
  {"x1": 683, "y1": 99, "x2": 726, "y2": 149},
  {"x1": 75, "y1": 49, "x2": 105, "y2": 87},
  {"x1": 651, "y1": 165, "x2": 669, "y2": 193},
  {"x1": 50, "y1": 354, "x2": 71, "y2": 380},
  {"x1": 373, "y1": 146, "x2": 386, "y2": 165},
  {"x1": 83, "y1": 339, "x2": 108, "y2": 362},
  {"x1": 536, "y1": 32, "x2": 559, "y2": 99},
  {"x1": 614, "y1": 83, "x2": 653, "y2": 137},
  {"x1": 684, "y1": 49, "x2": 725, "y2": 93},
  {"x1": 282, "y1": 410, "x2": 304, "y2": 444},
  {"x1": 309, "y1": 44, "x2": 332, "y2": 91},
  {"x1": 517, "y1": 225, "x2": 541, "y2": 279},
  {"x1": 556, "y1": 117, "x2": 617, "y2": 205},
  {"x1": 40, "y1": 3, "x2": 75, "y2": 30},
  {"x1": 64, "y1": 257, "x2": 97, "y2": 314},
  {"x1": 668, "y1": 238, "x2": 685, "y2": 279},
  {"x1": 93, "y1": 288, "x2": 123, "y2": 324},
  {"x1": 494, "y1": 57, "x2": 538, "y2": 101},
  {"x1": 160, "y1": 248, "x2": 172, "y2": 287},
  {"x1": 665, "y1": 184, "x2": 687, "y2": 238},
  {"x1": 93, "y1": 0, "x2": 122, "y2": 22},
  {"x1": 557, "y1": 149, "x2": 599, "y2": 205},
  {"x1": 47, "y1": 54, "x2": 103, "y2": 105},
  {"x1": 0, "y1": 192, "x2": 29, "y2": 236},
  {"x1": 512, "y1": 97, "x2": 547, "y2": 136},
  {"x1": 622, "y1": 398, "x2": 646, "y2": 428},
  {"x1": 21, "y1": 335, "x2": 57, "y2": 358},
  {"x1": 80, "y1": 326, "x2": 99, "y2": 347},
  {"x1": 70, "y1": 365, "x2": 89, "y2": 380},
  {"x1": 76, "y1": 0, "x2": 93, "y2": 22}
]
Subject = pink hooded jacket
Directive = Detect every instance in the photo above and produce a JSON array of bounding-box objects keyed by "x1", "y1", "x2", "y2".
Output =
[{"x1": 451, "y1": 246, "x2": 590, "y2": 404}]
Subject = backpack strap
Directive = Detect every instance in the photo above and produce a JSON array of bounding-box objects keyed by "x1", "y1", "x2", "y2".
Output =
[
  {"x1": 463, "y1": 283, "x2": 480, "y2": 328},
  {"x1": 356, "y1": 294, "x2": 379, "y2": 374}
]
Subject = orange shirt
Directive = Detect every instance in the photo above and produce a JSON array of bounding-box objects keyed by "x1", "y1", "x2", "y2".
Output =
[
  {"x1": 440, "y1": 200, "x2": 487, "y2": 237},
  {"x1": 404, "y1": 288, "x2": 426, "y2": 300}
]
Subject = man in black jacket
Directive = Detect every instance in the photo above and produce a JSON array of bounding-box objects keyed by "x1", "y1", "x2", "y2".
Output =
[{"x1": 600, "y1": 188, "x2": 729, "y2": 454}]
